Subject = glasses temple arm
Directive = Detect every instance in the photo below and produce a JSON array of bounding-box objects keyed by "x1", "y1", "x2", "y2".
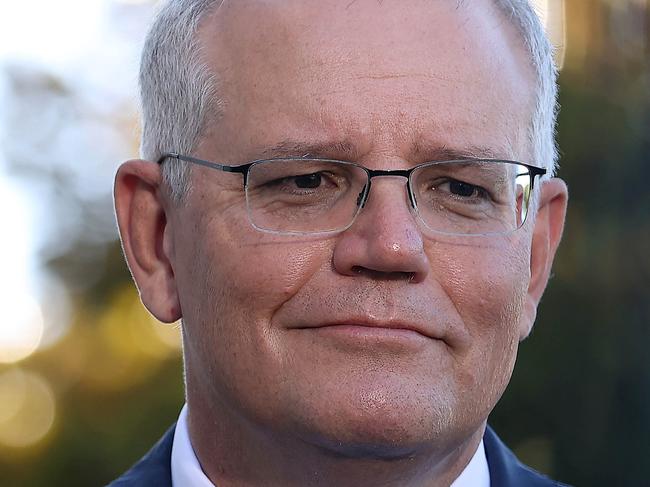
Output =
[{"x1": 157, "y1": 153, "x2": 249, "y2": 175}]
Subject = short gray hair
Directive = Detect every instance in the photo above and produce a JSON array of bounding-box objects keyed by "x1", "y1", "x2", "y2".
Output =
[
  {"x1": 494, "y1": 0, "x2": 560, "y2": 177},
  {"x1": 139, "y1": 0, "x2": 223, "y2": 201},
  {"x1": 139, "y1": 0, "x2": 558, "y2": 201}
]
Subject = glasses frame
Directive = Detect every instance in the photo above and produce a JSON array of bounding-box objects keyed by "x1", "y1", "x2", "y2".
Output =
[{"x1": 157, "y1": 152, "x2": 547, "y2": 236}]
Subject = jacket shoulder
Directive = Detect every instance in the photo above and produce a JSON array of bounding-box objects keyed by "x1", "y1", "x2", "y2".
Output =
[
  {"x1": 107, "y1": 424, "x2": 176, "y2": 487},
  {"x1": 484, "y1": 426, "x2": 573, "y2": 487}
]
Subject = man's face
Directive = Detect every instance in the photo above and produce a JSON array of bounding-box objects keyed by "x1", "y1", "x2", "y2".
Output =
[{"x1": 170, "y1": 0, "x2": 536, "y2": 452}]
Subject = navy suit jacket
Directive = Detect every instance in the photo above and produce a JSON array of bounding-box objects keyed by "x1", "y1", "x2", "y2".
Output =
[{"x1": 108, "y1": 425, "x2": 569, "y2": 486}]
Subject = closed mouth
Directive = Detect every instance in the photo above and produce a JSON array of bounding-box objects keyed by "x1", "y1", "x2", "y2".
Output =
[{"x1": 296, "y1": 321, "x2": 436, "y2": 341}]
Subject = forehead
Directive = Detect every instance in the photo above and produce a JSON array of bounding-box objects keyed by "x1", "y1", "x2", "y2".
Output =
[{"x1": 198, "y1": 0, "x2": 535, "y2": 162}]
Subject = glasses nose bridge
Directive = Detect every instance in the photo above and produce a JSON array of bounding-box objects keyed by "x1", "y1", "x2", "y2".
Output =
[{"x1": 361, "y1": 168, "x2": 416, "y2": 209}]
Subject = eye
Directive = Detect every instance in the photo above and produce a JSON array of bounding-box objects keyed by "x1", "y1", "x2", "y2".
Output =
[
  {"x1": 447, "y1": 180, "x2": 480, "y2": 198},
  {"x1": 293, "y1": 173, "x2": 322, "y2": 189},
  {"x1": 438, "y1": 179, "x2": 487, "y2": 200}
]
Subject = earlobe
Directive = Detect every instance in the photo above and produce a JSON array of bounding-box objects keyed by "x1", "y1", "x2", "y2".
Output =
[
  {"x1": 520, "y1": 178, "x2": 568, "y2": 339},
  {"x1": 114, "y1": 160, "x2": 182, "y2": 323}
]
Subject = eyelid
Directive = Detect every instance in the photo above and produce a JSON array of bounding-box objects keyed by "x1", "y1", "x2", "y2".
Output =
[{"x1": 429, "y1": 177, "x2": 495, "y2": 203}]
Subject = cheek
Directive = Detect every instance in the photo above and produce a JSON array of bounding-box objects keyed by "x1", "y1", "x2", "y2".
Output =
[
  {"x1": 432, "y1": 240, "x2": 529, "y2": 330},
  {"x1": 177, "y1": 191, "x2": 333, "y2": 322},
  {"x1": 216, "y1": 239, "x2": 332, "y2": 313},
  {"x1": 174, "y1": 206, "x2": 336, "y2": 416},
  {"x1": 176, "y1": 210, "x2": 334, "y2": 356},
  {"x1": 428, "y1": 238, "x2": 530, "y2": 391}
]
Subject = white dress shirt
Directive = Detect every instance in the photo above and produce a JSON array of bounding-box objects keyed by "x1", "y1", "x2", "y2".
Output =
[
  {"x1": 171, "y1": 404, "x2": 490, "y2": 487},
  {"x1": 171, "y1": 405, "x2": 214, "y2": 487}
]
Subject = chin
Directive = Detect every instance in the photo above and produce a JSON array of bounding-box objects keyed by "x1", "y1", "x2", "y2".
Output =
[
  {"x1": 291, "y1": 392, "x2": 463, "y2": 460},
  {"x1": 313, "y1": 437, "x2": 423, "y2": 461},
  {"x1": 302, "y1": 418, "x2": 457, "y2": 461}
]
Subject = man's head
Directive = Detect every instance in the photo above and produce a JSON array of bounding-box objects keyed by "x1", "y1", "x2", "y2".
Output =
[{"x1": 115, "y1": 0, "x2": 567, "y2": 483}]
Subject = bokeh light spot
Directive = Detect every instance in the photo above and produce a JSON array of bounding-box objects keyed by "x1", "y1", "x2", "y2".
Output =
[
  {"x1": 76, "y1": 287, "x2": 181, "y2": 391},
  {"x1": 0, "y1": 293, "x2": 44, "y2": 363},
  {"x1": 0, "y1": 368, "x2": 56, "y2": 449}
]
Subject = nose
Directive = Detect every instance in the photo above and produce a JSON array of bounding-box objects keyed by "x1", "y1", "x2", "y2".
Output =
[{"x1": 332, "y1": 177, "x2": 430, "y2": 283}]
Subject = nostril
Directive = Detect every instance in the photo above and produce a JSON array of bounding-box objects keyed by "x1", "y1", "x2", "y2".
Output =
[{"x1": 350, "y1": 266, "x2": 417, "y2": 282}]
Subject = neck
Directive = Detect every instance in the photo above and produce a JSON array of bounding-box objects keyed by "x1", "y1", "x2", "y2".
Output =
[{"x1": 186, "y1": 388, "x2": 485, "y2": 487}]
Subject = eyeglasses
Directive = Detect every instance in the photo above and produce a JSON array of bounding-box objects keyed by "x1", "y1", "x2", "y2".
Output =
[{"x1": 158, "y1": 153, "x2": 546, "y2": 236}]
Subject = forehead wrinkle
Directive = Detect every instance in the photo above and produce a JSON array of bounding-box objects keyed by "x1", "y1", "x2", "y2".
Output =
[{"x1": 351, "y1": 71, "x2": 455, "y2": 83}]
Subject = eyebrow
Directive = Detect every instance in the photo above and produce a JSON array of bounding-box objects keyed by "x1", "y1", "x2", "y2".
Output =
[
  {"x1": 260, "y1": 140, "x2": 359, "y2": 160},
  {"x1": 258, "y1": 139, "x2": 510, "y2": 162},
  {"x1": 411, "y1": 143, "x2": 509, "y2": 161}
]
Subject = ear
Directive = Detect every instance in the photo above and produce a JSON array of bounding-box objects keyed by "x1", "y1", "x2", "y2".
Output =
[
  {"x1": 520, "y1": 178, "x2": 568, "y2": 339},
  {"x1": 114, "y1": 160, "x2": 182, "y2": 323}
]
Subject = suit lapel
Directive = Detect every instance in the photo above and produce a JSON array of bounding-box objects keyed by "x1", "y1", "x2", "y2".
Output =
[
  {"x1": 108, "y1": 424, "x2": 175, "y2": 487},
  {"x1": 484, "y1": 426, "x2": 569, "y2": 486}
]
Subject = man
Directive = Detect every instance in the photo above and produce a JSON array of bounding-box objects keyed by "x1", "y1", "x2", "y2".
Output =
[{"x1": 112, "y1": 0, "x2": 569, "y2": 485}]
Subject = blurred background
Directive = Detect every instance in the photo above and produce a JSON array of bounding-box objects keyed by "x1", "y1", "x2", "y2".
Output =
[{"x1": 0, "y1": 0, "x2": 647, "y2": 485}]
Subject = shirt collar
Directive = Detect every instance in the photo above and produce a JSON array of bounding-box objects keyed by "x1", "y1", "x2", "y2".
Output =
[
  {"x1": 450, "y1": 438, "x2": 491, "y2": 487},
  {"x1": 171, "y1": 404, "x2": 490, "y2": 487},
  {"x1": 171, "y1": 404, "x2": 215, "y2": 487}
]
